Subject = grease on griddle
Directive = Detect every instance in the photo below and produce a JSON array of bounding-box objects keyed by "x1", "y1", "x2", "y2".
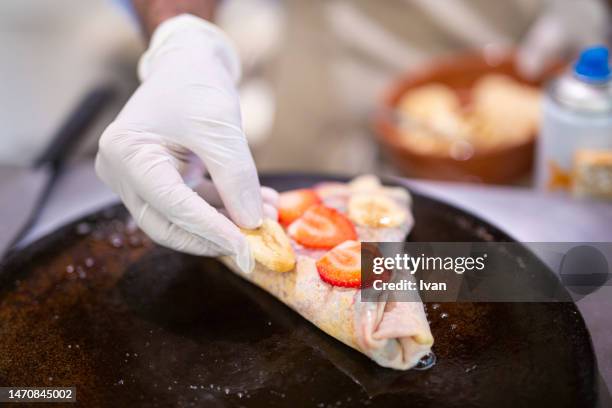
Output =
[
  {"x1": 0, "y1": 216, "x2": 150, "y2": 406},
  {"x1": 0, "y1": 198, "x2": 597, "y2": 407}
]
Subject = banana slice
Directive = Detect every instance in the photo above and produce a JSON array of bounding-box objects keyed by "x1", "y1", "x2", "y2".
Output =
[
  {"x1": 348, "y1": 175, "x2": 412, "y2": 206},
  {"x1": 241, "y1": 219, "x2": 296, "y2": 273},
  {"x1": 382, "y1": 186, "x2": 412, "y2": 206},
  {"x1": 348, "y1": 175, "x2": 382, "y2": 193},
  {"x1": 348, "y1": 194, "x2": 406, "y2": 228}
]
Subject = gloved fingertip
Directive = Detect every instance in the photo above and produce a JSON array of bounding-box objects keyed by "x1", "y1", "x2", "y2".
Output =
[
  {"x1": 234, "y1": 240, "x2": 254, "y2": 274},
  {"x1": 231, "y1": 188, "x2": 264, "y2": 229},
  {"x1": 261, "y1": 186, "x2": 280, "y2": 207},
  {"x1": 263, "y1": 203, "x2": 278, "y2": 222},
  {"x1": 236, "y1": 216, "x2": 263, "y2": 230}
]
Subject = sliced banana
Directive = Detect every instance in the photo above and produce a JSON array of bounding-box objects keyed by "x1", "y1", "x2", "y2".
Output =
[
  {"x1": 348, "y1": 194, "x2": 406, "y2": 228},
  {"x1": 382, "y1": 186, "x2": 412, "y2": 206},
  {"x1": 348, "y1": 175, "x2": 382, "y2": 193},
  {"x1": 241, "y1": 219, "x2": 296, "y2": 273},
  {"x1": 349, "y1": 175, "x2": 412, "y2": 206}
]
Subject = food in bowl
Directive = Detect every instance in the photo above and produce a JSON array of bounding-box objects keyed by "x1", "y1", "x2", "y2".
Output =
[{"x1": 396, "y1": 74, "x2": 541, "y2": 159}]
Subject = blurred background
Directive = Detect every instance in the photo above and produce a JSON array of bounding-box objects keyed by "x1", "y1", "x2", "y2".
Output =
[{"x1": 3, "y1": 0, "x2": 608, "y2": 180}]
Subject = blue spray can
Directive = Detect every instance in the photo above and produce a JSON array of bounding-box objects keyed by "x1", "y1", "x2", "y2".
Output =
[{"x1": 536, "y1": 46, "x2": 612, "y2": 192}]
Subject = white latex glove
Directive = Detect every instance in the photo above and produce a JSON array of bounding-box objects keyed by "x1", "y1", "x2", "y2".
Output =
[
  {"x1": 96, "y1": 14, "x2": 277, "y2": 273},
  {"x1": 517, "y1": 0, "x2": 610, "y2": 79}
]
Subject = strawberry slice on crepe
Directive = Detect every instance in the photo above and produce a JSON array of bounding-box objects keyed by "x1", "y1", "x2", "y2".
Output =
[
  {"x1": 278, "y1": 189, "x2": 321, "y2": 227},
  {"x1": 316, "y1": 241, "x2": 361, "y2": 288},
  {"x1": 287, "y1": 204, "x2": 357, "y2": 249}
]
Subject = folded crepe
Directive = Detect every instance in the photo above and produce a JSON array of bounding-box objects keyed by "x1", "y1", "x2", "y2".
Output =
[{"x1": 222, "y1": 175, "x2": 433, "y2": 370}]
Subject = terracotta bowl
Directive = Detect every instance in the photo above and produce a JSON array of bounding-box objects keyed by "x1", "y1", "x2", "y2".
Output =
[{"x1": 373, "y1": 50, "x2": 561, "y2": 184}]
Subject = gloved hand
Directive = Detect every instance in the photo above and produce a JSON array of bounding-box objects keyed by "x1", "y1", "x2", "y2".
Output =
[
  {"x1": 96, "y1": 14, "x2": 277, "y2": 273},
  {"x1": 517, "y1": 0, "x2": 609, "y2": 79}
]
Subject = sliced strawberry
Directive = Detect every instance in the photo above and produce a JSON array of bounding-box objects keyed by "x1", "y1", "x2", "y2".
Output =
[
  {"x1": 288, "y1": 204, "x2": 357, "y2": 249},
  {"x1": 278, "y1": 189, "x2": 321, "y2": 227},
  {"x1": 316, "y1": 241, "x2": 361, "y2": 288}
]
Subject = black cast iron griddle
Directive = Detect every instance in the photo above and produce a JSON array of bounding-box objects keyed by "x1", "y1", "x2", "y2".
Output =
[{"x1": 0, "y1": 174, "x2": 598, "y2": 407}]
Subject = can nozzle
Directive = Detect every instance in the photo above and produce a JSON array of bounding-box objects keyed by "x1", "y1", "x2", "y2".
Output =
[{"x1": 574, "y1": 46, "x2": 611, "y2": 83}]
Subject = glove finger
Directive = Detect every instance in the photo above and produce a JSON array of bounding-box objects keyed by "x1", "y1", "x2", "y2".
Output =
[
  {"x1": 263, "y1": 203, "x2": 278, "y2": 221},
  {"x1": 123, "y1": 143, "x2": 253, "y2": 272},
  {"x1": 192, "y1": 179, "x2": 278, "y2": 208},
  {"x1": 199, "y1": 146, "x2": 263, "y2": 229},
  {"x1": 119, "y1": 183, "x2": 232, "y2": 258},
  {"x1": 219, "y1": 203, "x2": 277, "y2": 223},
  {"x1": 261, "y1": 186, "x2": 279, "y2": 208},
  {"x1": 95, "y1": 152, "x2": 120, "y2": 194},
  {"x1": 139, "y1": 205, "x2": 227, "y2": 257},
  {"x1": 181, "y1": 92, "x2": 263, "y2": 229}
]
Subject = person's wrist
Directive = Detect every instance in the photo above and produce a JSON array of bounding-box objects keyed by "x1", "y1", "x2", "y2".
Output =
[{"x1": 131, "y1": 0, "x2": 218, "y2": 38}]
